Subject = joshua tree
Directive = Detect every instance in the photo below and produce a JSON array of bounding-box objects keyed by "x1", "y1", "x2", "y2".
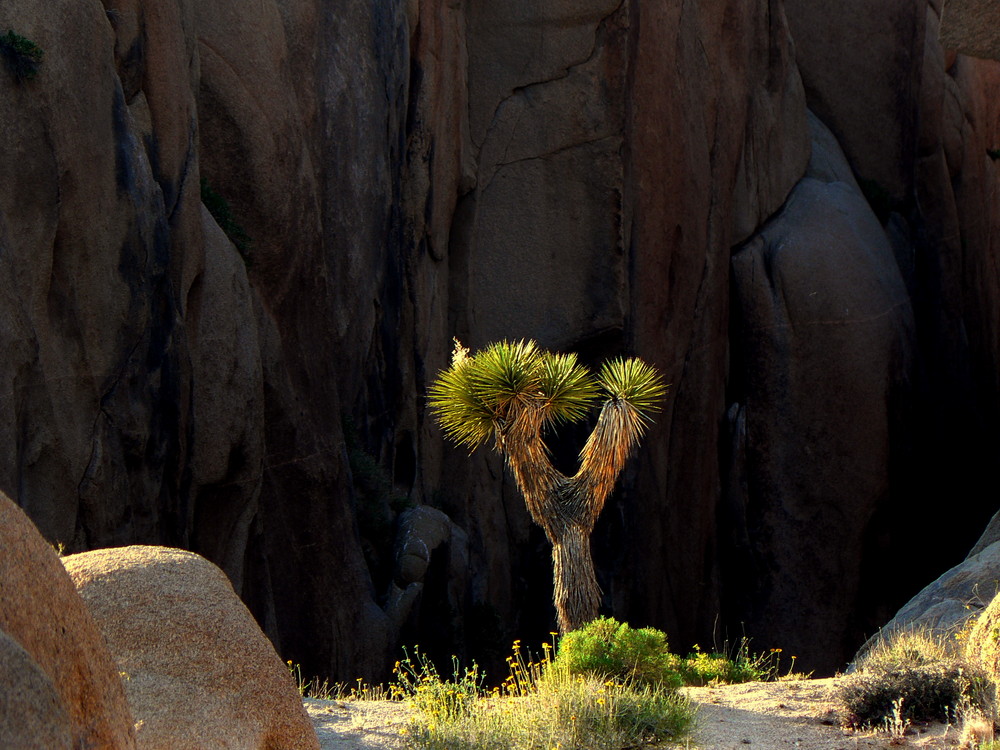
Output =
[{"x1": 428, "y1": 339, "x2": 666, "y2": 633}]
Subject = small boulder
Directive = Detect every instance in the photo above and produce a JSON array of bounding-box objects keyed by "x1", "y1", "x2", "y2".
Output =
[
  {"x1": 63, "y1": 545, "x2": 319, "y2": 750},
  {"x1": 0, "y1": 491, "x2": 136, "y2": 748}
]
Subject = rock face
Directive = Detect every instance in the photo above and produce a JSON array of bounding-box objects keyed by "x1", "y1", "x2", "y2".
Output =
[
  {"x1": 0, "y1": 492, "x2": 136, "y2": 749},
  {"x1": 2, "y1": 0, "x2": 1000, "y2": 680},
  {"x1": 727, "y1": 112, "x2": 916, "y2": 667},
  {"x1": 63, "y1": 546, "x2": 319, "y2": 750},
  {"x1": 940, "y1": 0, "x2": 1000, "y2": 60}
]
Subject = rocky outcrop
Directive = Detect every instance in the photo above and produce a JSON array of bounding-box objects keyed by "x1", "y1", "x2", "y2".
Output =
[
  {"x1": 63, "y1": 546, "x2": 319, "y2": 750},
  {"x1": 856, "y1": 541, "x2": 1000, "y2": 657},
  {"x1": 381, "y1": 505, "x2": 471, "y2": 658},
  {"x1": 766, "y1": 0, "x2": 1000, "y2": 667},
  {"x1": 0, "y1": 492, "x2": 136, "y2": 749},
  {"x1": 615, "y1": 0, "x2": 809, "y2": 655},
  {"x1": 726, "y1": 113, "x2": 916, "y2": 671},
  {"x1": 785, "y1": 0, "x2": 924, "y2": 202},
  {"x1": 854, "y1": 510, "x2": 1000, "y2": 661}
]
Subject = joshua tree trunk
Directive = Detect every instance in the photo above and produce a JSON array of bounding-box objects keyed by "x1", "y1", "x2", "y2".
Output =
[
  {"x1": 551, "y1": 523, "x2": 602, "y2": 632},
  {"x1": 498, "y1": 398, "x2": 647, "y2": 632}
]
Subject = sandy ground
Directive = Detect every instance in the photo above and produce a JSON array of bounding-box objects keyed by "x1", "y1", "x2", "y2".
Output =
[
  {"x1": 683, "y1": 678, "x2": 969, "y2": 749},
  {"x1": 305, "y1": 698, "x2": 414, "y2": 749},
  {"x1": 304, "y1": 678, "x2": 978, "y2": 749}
]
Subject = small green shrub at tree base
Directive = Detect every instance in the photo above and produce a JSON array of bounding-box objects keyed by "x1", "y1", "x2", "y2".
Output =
[
  {"x1": 0, "y1": 30, "x2": 43, "y2": 82},
  {"x1": 400, "y1": 639, "x2": 695, "y2": 750},
  {"x1": 554, "y1": 617, "x2": 683, "y2": 689}
]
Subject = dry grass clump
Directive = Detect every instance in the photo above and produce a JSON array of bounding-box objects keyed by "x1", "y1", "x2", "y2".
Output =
[
  {"x1": 966, "y1": 593, "x2": 1000, "y2": 685},
  {"x1": 839, "y1": 630, "x2": 994, "y2": 730}
]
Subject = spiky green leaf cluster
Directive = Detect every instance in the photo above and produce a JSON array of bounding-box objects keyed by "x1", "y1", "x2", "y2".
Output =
[
  {"x1": 598, "y1": 358, "x2": 669, "y2": 420},
  {"x1": 428, "y1": 339, "x2": 667, "y2": 451}
]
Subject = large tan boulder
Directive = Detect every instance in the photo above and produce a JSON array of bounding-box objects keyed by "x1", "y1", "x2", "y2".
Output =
[
  {"x1": 0, "y1": 492, "x2": 136, "y2": 748},
  {"x1": 63, "y1": 545, "x2": 319, "y2": 750},
  {"x1": 0, "y1": 628, "x2": 73, "y2": 750}
]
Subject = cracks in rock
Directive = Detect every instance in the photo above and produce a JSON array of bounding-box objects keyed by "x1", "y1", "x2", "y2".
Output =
[
  {"x1": 475, "y1": 0, "x2": 627, "y2": 192},
  {"x1": 77, "y1": 330, "x2": 147, "y2": 543},
  {"x1": 493, "y1": 135, "x2": 620, "y2": 174}
]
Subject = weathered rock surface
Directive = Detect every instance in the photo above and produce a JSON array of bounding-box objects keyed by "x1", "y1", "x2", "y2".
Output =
[
  {"x1": 188, "y1": 205, "x2": 264, "y2": 593},
  {"x1": 785, "y1": 0, "x2": 925, "y2": 201},
  {"x1": 0, "y1": 492, "x2": 136, "y2": 749},
  {"x1": 0, "y1": 629, "x2": 73, "y2": 750},
  {"x1": 856, "y1": 505, "x2": 1000, "y2": 660},
  {"x1": 727, "y1": 113, "x2": 916, "y2": 672},
  {"x1": 385, "y1": 505, "x2": 470, "y2": 652},
  {"x1": 940, "y1": 0, "x2": 1000, "y2": 60},
  {"x1": 64, "y1": 545, "x2": 319, "y2": 750},
  {"x1": 615, "y1": 0, "x2": 810, "y2": 657}
]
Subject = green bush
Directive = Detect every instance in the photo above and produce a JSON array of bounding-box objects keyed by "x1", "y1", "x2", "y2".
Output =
[
  {"x1": 839, "y1": 631, "x2": 993, "y2": 728},
  {"x1": 679, "y1": 641, "x2": 796, "y2": 685},
  {"x1": 0, "y1": 30, "x2": 43, "y2": 82},
  {"x1": 554, "y1": 617, "x2": 683, "y2": 689},
  {"x1": 401, "y1": 640, "x2": 694, "y2": 750},
  {"x1": 681, "y1": 645, "x2": 760, "y2": 685}
]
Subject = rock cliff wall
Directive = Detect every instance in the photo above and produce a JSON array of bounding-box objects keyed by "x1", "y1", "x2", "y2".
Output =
[{"x1": 1, "y1": 0, "x2": 999, "y2": 678}]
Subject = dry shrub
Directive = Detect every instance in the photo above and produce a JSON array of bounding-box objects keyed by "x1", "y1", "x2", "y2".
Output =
[
  {"x1": 839, "y1": 631, "x2": 993, "y2": 728},
  {"x1": 967, "y1": 593, "x2": 1000, "y2": 684}
]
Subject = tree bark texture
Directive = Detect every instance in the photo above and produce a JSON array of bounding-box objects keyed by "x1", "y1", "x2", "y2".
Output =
[{"x1": 497, "y1": 398, "x2": 647, "y2": 631}]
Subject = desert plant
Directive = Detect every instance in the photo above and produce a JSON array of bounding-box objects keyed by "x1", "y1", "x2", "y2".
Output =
[
  {"x1": 401, "y1": 639, "x2": 694, "y2": 750},
  {"x1": 0, "y1": 30, "x2": 43, "y2": 81},
  {"x1": 966, "y1": 591, "x2": 1000, "y2": 684},
  {"x1": 428, "y1": 339, "x2": 666, "y2": 632},
  {"x1": 396, "y1": 647, "x2": 485, "y2": 721},
  {"x1": 839, "y1": 630, "x2": 993, "y2": 728},
  {"x1": 553, "y1": 616, "x2": 682, "y2": 689},
  {"x1": 678, "y1": 641, "x2": 796, "y2": 685}
]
